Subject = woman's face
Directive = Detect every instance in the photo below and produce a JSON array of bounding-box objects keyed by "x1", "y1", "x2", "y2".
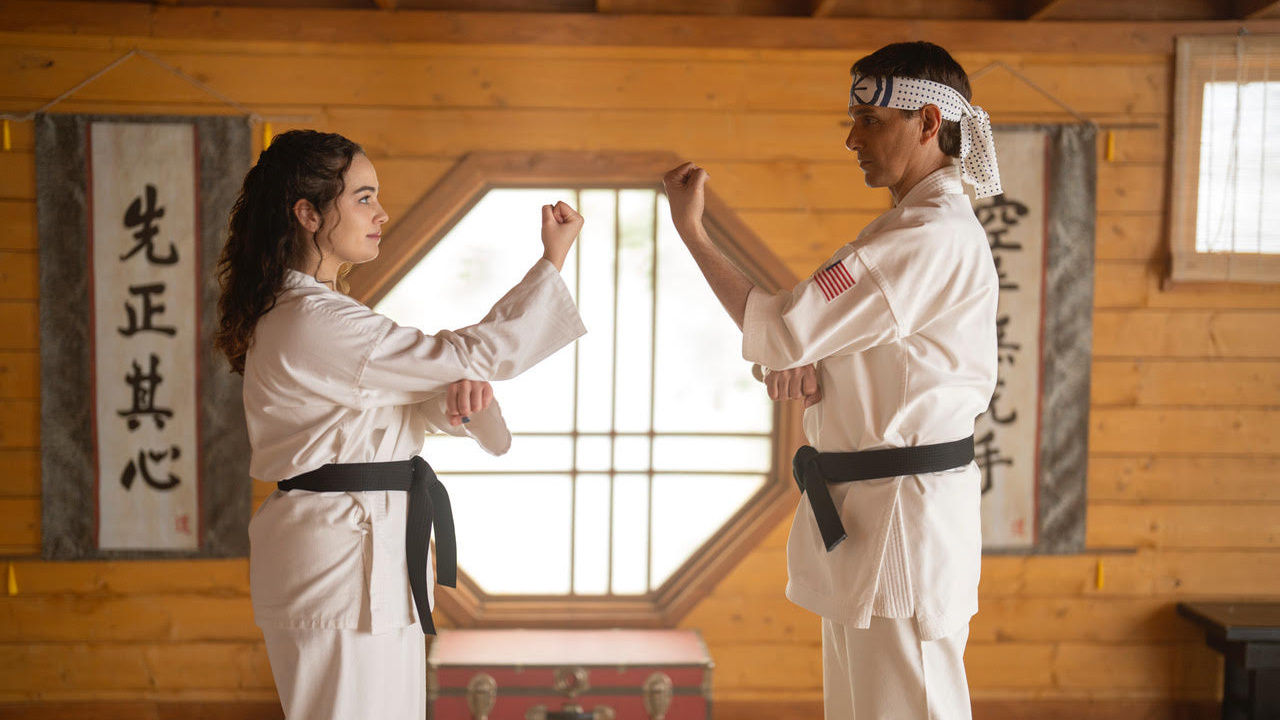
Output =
[{"x1": 313, "y1": 153, "x2": 389, "y2": 278}]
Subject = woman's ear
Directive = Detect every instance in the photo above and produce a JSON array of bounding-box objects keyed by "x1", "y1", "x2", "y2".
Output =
[
  {"x1": 919, "y1": 104, "x2": 943, "y2": 145},
  {"x1": 292, "y1": 198, "x2": 320, "y2": 234}
]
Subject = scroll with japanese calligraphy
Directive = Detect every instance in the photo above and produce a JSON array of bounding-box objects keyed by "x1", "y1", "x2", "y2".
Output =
[
  {"x1": 971, "y1": 124, "x2": 1095, "y2": 553},
  {"x1": 91, "y1": 123, "x2": 200, "y2": 550},
  {"x1": 38, "y1": 114, "x2": 252, "y2": 559}
]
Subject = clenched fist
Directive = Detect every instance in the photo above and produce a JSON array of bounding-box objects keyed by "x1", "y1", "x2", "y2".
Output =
[
  {"x1": 446, "y1": 379, "x2": 494, "y2": 427},
  {"x1": 541, "y1": 201, "x2": 584, "y2": 271},
  {"x1": 663, "y1": 161, "x2": 710, "y2": 234},
  {"x1": 765, "y1": 364, "x2": 823, "y2": 408}
]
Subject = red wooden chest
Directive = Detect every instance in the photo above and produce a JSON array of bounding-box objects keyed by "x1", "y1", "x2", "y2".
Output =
[{"x1": 427, "y1": 629, "x2": 714, "y2": 720}]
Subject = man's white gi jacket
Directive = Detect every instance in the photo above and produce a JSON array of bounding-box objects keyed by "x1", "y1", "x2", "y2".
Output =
[
  {"x1": 243, "y1": 259, "x2": 586, "y2": 634},
  {"x1": 744, "y1": 166, "x2": 998, "y2": 641}
]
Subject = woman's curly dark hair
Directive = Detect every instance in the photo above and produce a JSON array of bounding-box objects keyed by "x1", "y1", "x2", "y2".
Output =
[{"x1": 214, "y1": 130, "x2": 363, "y2": 374}]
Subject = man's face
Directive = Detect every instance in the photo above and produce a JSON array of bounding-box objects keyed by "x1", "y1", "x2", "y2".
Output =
[{"x1": 844, "y1": 104, "x2": 923, "y2": 192}]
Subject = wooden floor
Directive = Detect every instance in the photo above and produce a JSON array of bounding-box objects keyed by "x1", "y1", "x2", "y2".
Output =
[
  {"x1": 725, "y1": 701, "x2": 1219, "y2": 720},
  {"x1": 0, "y1": 700, "x2": 1220, "y2": 719}
]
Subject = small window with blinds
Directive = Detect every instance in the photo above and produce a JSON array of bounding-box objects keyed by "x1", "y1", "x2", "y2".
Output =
[{"x1": 1170, "y1": 34, "x2": 1280, "y2": 283}]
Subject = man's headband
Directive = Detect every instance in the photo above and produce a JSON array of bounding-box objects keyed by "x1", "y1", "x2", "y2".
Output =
[{"x1": 850, "y1": 74, "x2": 1002, "y2": 198}]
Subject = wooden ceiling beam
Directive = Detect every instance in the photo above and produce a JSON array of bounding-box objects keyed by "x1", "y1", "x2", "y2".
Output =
[
  {"x1": 398, "y1": 0, "x2": 594, "y2": 9},
  {"x1": 6, "y1": 1, "x2": 1280, "y2": 54},
  {"x1": 1236, "y1": 0, "x2": 1280, "y2": 18},
  {"x1": 812, "y1": 0, "x2": 1018, "y2": 19},
  {"x1": 1024, "y1": 0, "x2": 1229, "y2": 21},
  {"x1": 594, "y1": 0, "x2": 810, "y2": 15},
  {"x1": 1024, "y1": 0, "x2": 1071, "y2": 20},
  {"x1": 811, "y1": 0, "x2": 848, "y2": 16}
]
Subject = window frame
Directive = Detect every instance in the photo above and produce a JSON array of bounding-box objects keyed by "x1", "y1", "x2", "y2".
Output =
[
  {"x1": 350, "y1": 151, "x2": 804, "y2": 628},
  {"x1": 1170, "y1": 34, "x2": 1280, "y2": 284}
]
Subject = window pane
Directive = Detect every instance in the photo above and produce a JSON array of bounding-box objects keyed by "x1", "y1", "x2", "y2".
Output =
[
  {"x1": 615, "y1": 190, "x2": 656, "y2": 432},
  {"x1": 651, "y1": 474, "x2": 766, "y2": 588},
  {"x1": 573, "y1": 474, "x2": 611, "y2": 595},
  {"x1": 576, "y1": 435, "x2": 611, "y2": 472},
  {"x1": 424, "y1": 434, "x2": 572, "y2": 473},
  {"x1": 614, "y1": 435, "x2": 651, "y2": 472},
  {"x1": 1197, "y1": 81, "x2": 1280, "y2": 254},
  {"x1": 611, "y1": 474, "x2": 650, "y2": 595},
  {"x1": 499, "y1": 348, "x2": 578, "y2": 434},
  {"x1": 654, "y1": 194, "x2": 773, "y2": 433},
  {"x1": 575, "y1": 191, "x2": 617, "y2": 432},
  {"x1": 653, "y1": 436, "x2": 773, "y2": 473},
  {"x1": 449, "y1": 474, "x2": 571, "y2": 595}
]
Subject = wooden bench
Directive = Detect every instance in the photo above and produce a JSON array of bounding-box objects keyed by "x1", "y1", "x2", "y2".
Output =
[{"x1": 1176, "y1": 601, "x2": 1280, "y2": 720}]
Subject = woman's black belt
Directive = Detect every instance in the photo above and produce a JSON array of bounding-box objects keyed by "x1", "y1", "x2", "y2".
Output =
[
  {"x1": 277, "y1": 456, "x2": 455, "y2": 636},
  {"x1": 792, "y1": 436, "x2": 975, "y2": 552}
]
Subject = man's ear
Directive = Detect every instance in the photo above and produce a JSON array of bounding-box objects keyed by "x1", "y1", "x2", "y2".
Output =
[
  {"x1": 292, "y1": 198, "x2": 320, "y2": 233},
  {"x1": 918, "y1": 104, "x2": 943, "y2": 145}
]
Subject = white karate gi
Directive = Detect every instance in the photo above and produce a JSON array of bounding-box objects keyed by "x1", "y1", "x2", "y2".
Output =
[
  {"x1": 243, "y1": 259, "x2": 586, "y2": 720},
  {"x1": 743, "y1": 166, "x2": 997, "y2": 718}
]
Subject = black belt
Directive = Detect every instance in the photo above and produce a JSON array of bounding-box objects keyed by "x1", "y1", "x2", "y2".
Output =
[
  {"x1": 792, "y1": 436, "x2": 975, "y2": 552},
  {"x1": 277, "y1": 456, "x2": 456, "y2": 636}
]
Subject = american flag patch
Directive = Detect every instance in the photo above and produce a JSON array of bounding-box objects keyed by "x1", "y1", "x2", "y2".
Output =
[{"x1": 814, "y1": 261, "x2": 856, "y2": 302}]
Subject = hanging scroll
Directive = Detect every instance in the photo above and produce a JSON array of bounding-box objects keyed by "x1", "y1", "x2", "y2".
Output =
[
  {"x1": 38, "y1": 114, "x2": 253, "y2": 559},
  {"x1": 972, "y1": 124, "x2": 1096, "y2": 553}
]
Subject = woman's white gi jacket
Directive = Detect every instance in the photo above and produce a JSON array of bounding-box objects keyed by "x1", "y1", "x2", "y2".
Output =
[
  {"x1": 243, "y1": 259, "x2": 586, "y2": 634},
  {"x1": 743, "y1": 166, "x2": 999, "y2": 641}
]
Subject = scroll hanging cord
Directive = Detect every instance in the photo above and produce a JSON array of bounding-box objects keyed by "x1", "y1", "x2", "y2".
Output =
[{"x1": 970, "y1": 60, "x2": 1095, "y2": 126}]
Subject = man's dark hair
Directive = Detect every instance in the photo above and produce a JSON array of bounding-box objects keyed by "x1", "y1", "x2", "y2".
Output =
[{"x1": 851, "y1": 41, "x2": 971, "y2": 158}]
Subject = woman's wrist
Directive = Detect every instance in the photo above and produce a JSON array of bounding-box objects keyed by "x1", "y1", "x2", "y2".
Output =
[{"x1": 541, "y1": 252, "x2": 566, "y2": 272}]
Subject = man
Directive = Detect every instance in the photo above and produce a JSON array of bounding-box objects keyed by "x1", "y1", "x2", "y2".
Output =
[{"x1": 663, "y1": 41, "x2": 1001, "y2": 719}]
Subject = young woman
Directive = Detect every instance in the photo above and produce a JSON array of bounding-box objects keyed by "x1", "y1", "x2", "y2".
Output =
[{"x1": 214, "y1": 129, "x2": 587, "y2": 719}]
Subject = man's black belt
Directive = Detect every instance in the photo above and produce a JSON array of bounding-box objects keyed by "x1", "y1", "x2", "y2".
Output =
[
  {"x1": 277, "y1": 456, "x2": 456, "y2": 636},
  {"x1": 792, "y1": 436, "x2": 975, "y2": 553}
]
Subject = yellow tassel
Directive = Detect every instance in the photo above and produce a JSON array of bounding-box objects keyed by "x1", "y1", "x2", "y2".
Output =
[
  {"x1": 1105, "y1": 130, "x2": 1115, "y2": 162},
  {"x1": 262, "y1": 121, "x2": 273, "y2": 150},
  {"x1": 2, "y1": 120, "x2": 10, "y2": 152},
  {"x1": 1094, "y1": 558, "x2": 1105, "y2": 590},
  {"x1": 7, "y1": 562, "x2": 17, "y2": 595}
]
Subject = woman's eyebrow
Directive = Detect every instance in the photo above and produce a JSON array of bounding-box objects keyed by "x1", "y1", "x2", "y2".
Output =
[{"x1": 352, "y1": 185, "x2": 378, "y2": 194}]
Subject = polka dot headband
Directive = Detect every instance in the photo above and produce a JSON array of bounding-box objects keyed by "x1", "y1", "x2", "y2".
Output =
[{"x1": 850, "y1": 74, "x2": 1003, "y2": 198}]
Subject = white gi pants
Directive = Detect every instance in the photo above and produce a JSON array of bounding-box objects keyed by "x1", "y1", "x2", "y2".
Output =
[
  {"x1": 822, "y1": 616, "x2": 972, "y2": 720},
  {"x1": 262, "y1": 624, "x2": 426, "y2": 720}
]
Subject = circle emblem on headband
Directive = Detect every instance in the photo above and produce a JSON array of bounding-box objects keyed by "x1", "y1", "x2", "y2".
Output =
[{"x1": 850, "y1": 75, "x2": 891, "y2": 107}]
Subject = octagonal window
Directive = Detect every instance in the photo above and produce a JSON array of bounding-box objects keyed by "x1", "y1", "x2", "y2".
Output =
[{"x1": 352, "y1": 153, "x2": 800, "y2": 626}]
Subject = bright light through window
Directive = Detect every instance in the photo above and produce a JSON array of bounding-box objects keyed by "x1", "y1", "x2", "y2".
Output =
[
  {"x1": 376, "y1": 188, "x2": 773, "y2": 597},
  {"x1": 1197, "y1": 81, "x2": 1280, "y2": 254}
]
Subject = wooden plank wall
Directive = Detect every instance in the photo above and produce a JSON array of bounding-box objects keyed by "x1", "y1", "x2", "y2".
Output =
[{"x1": 1, "y1": 7, "x2": 1279, "y2": 714}]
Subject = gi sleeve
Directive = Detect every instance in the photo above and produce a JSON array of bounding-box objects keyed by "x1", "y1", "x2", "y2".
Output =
[
  {"x1": 356, "y1": 259, "x2": 588, "y2": 408},
  {"x1": 742, "y1": 250, "x2": 899, "y2": 370},
  {"x1": 418, "y1": 395, "x2": 513, "y2": 456}
]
